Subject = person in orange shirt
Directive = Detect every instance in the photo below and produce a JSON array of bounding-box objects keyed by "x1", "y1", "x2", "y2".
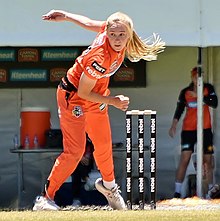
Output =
[
  {"x1": 169, "y1": 67, "x2": 218, "y2": 199},
  {"x1": 33, "y1": 9, "x2": 165, "y2": 211}
]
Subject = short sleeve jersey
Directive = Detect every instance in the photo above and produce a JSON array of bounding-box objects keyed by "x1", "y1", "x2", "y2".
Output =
[{"x1": 67, "y1": 23, "x2": 125, "y2": 97}]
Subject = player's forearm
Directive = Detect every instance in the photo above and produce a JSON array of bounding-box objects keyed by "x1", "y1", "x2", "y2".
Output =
[
  {"x1": 64, "y1": 11, "x2": 104, "y2": 32},
  {"x1": 77, "y1": 89, "x2": 112, "y2": 105},
  {"x1": 42, "y1": 9, "x2": 104, "y2": 32},
  {"x1": 171, "y1": 119, "x2": 178, "y2": 129},
  {"x1": 78, "y1": 89, "x2": 129, "y2": 111}
]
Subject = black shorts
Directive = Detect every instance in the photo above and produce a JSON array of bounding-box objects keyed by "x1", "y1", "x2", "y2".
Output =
[{"x1": 181, "y1": 128, "x2": 214, "y2": 154}]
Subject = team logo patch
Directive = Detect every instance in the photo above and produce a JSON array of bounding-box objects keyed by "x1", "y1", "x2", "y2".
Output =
[
  {"x1": 72, "y1": 106, "x2": 83, "y2": 118},
  {"x1": 99, "y1": 103, "x2": 106, "y2": 111},
  {"x1": 92, "y1": 61, "x2": 106, "y2": 74}
]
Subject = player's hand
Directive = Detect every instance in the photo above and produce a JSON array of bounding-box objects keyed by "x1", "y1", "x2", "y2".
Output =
[
  {"x1": 168, "y1": 126, "x2": 176, "y2": 138},
  {"x1": 111, "y1": 95, "x2": 130, "y2": 111},
  {"x1": 42, "y1": 10, "x2": 66, "y2": 22}
]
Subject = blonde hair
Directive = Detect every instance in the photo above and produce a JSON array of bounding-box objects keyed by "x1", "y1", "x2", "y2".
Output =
[{"x1": 107, "y1": 12, "x2": 165, "y2": 62}]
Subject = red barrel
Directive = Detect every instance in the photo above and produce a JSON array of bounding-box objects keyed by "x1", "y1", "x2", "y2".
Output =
[{"x1": 20, "y1": 107, "x2": 50, "y2": 149}]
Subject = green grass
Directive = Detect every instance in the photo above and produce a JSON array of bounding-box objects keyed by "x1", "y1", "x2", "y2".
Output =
[{"x1": 0, "y1": 210, "x2": 220, "y2": 221}]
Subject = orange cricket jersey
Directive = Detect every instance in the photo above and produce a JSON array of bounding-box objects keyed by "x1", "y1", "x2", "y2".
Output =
[
  {"x1": 182, "y1": 87, "x2": 211, "y2": 130},
  {"x1": 66, "y1": 23, "x2": 125, "y2": 109}
]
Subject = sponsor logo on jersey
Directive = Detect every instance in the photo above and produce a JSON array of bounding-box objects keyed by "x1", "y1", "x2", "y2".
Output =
[
  {"x1": 109, "y1": 60, "x2": 119, "y2": 73},
  {"x1": 85, "y1": 66, "x2": 102, "y2": 79},
  {"x1": 92, "y1": 61, "x2": 106, "y2": 74},
  {"x1": 85, "y1": 59, "x2": 121, "y2": 79},
  {"x1": 108, "y1": 60, "x2": 122, "y2": 76},
  {"x1": 99, "y1": 103, "x2": 106, "y2": 111},
  {"x1": 188, "y1": 101, "x2": 197, "y2": 108}
]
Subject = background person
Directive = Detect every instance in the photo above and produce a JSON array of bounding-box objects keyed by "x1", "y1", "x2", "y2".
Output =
[
  {"x1": 169, "y1": 67, "x2": 218, "y2": 198},
  {"x1": 33, "y1": 9, "x2": 165, "y2": 211}
]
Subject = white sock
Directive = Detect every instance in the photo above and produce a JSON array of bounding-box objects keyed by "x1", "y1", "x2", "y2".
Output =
[
  {"x1": 175, "y1": 182, "x2": 182, "y2": 193},
  {"x1": 103, "y1": 179, "x2": 116, "y2": 190}
]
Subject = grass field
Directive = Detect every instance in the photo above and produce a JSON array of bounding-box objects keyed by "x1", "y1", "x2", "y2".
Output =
[
  {"x1": 1, "y1": 198, "x2": 220, "y2": 221},
  {"x1": 1, "y1": 210, "x2": 220, "y2": 221}
]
